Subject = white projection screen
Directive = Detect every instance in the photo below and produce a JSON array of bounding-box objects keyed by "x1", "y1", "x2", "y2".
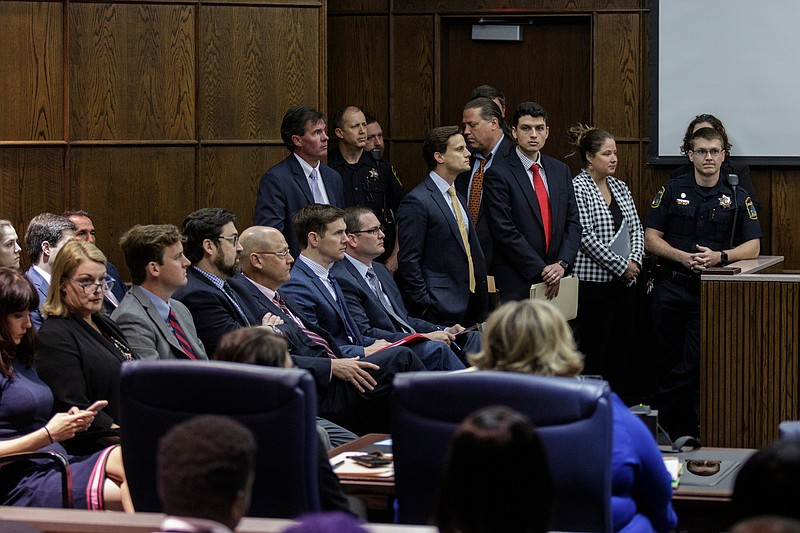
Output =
[{"x1": 650, "y1": 0, "x2": 800, "y2": 165}]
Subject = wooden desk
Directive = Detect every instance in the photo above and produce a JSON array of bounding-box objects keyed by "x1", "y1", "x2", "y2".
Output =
[{"x1": 333, "y1": 436, "x2": 754, "y2": 532}]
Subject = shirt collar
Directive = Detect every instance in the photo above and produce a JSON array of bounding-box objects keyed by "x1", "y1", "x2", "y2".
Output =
[
  {"x1": 515, "y1": 146, "x2": 541, "y2": 170},
  {"x1": 293, "y1": 152, "x2": 319, "y2": 179},
  {"x1": 298, "y1": 254, "x2": 332, "y2": 280},
  {"x1": 242, "y1": 275, "x2": 277, "y2": 301},
  {"x1": 428, "y1": 171, "x2": 454, "y2": 194},
  {"x1": 137, "y1": 285, "x2": 171, "y2": 322},
  {"x1": 344, "y1": 253, "x2": 371, "y2": 280}
]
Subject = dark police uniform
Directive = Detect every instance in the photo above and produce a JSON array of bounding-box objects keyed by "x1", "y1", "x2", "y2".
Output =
[
  {"x1": 328, "y1": 148, "x2": 406, "y2": 264},
  {"x1": 645, "y1": 172, "x2": 761, "y2": 439}
]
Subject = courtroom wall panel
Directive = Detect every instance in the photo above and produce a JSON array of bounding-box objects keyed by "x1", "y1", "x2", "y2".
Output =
[
  {"x1": 0, "y1": 2, "x2": 63, "y2": 142},
  {"x1": 4, "y1": 0, "x2": 326, "y2": 279}
]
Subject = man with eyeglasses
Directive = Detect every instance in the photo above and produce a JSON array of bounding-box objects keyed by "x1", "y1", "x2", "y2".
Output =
[
  {"x1": 333, "y1": 205, "x2": 479, "y2": 370},
  {"x1": 645, "y1": 126, "x2": 762, "y2": 439},
  {"x1": 328, "y1": 106, "x2": 406, "y2": 272},
  {"x1": 173, "y1": 208, "x2": 279, "y2": 356},
  {"x1": 112, "y1": 224, "x2": 207, "y2": 361}
]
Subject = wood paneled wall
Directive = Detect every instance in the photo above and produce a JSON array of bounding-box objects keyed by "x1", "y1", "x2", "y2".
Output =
[
  {"x1": 2, "y1": 0, "x2": 326, "y2": 277},
  {"x1": 328, "y1": 0, "x2": 797, "y2": 267}
]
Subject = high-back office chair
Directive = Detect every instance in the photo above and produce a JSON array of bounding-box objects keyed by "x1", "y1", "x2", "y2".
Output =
[
  {"x1": 119, "y1": 360, "x2": 320, "y2": 518},
  {"x1": 778, "y1": 421, "x2": 800, "y2": 439},
  {"x1": 391, "y1": 371, "x2": 613, "y2": 532}
]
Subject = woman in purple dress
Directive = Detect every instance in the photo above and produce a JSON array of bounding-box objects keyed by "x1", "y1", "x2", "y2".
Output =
[{"x1": 0, "y1": 268, "x2": 131, "y2": 510}]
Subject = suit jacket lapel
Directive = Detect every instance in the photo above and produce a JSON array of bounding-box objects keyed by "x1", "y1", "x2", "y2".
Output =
[
  {"x1": 289, "y1": 156, "x2": 314, "y2": 204},
  {"x1": 541, "y1": 157, "x2": 562, "y2": 232},
  {"x1": 426, "y1": 178, "x2": 468, "y2": 255},
  {"x1": 510, "y1": 156, "x2": 544, "y2": 227},
  {"x1": 131, "y1": 287, "x2": 183, "y2": 355}
]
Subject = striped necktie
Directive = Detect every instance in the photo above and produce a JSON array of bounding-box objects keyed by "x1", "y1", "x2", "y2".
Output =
[
  {"x1": 168, "y1": 309, "x2": 197, "y2": 360},
  {"x1": 274, "y1": 293, "x2": 337, "y2": 359}
]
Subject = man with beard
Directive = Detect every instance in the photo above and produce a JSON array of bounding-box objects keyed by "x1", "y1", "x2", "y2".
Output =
[{"x1": 173, "y1": 208, "x2": 276, "y2": 355}]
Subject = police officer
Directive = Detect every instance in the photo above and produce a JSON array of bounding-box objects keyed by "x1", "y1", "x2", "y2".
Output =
[
  {"x1": 328, "y1": 106, "x2": 406, "y2": 272},
  {"x1": 644, "y1": 126, "x2": 761, "y2": 440}
]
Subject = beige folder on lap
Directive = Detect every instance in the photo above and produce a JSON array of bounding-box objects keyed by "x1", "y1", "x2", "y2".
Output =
[{"x1": 529, "y1": 275, "x2": 579, "y2": 320}]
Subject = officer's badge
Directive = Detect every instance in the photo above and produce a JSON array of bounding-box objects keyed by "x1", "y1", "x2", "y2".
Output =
[
  {"x1": 746, "y1": 197, "x2": 758, "y2": 220},
  {"x1": 651, "y1": 186, "x2": 665, "y2": 208},
  {"x1": 719, "y1": 195, "x2": 732, "y2": 208},
  {"x1": 368, "y1": 168, "x2": 379, "y2": 180}
]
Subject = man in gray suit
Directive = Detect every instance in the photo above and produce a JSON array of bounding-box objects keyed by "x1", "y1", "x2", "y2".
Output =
[{"x1": 112, "y1": 224, "x2": 207, "y2": 360}]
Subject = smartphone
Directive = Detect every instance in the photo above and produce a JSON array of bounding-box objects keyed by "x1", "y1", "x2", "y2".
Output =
[
  {"x1": 351, "y1": 452, "x2": 392, "y2": 468},
  {"x1": 86, "y1": 400, "x2": 108, "y2": 413}
]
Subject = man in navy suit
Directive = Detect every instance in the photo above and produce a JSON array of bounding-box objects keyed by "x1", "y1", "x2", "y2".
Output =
[
  {"x1": 396, "y1": 126, "x2": 489, "y2": 327},
  {"x1": 455, "y1": 97, "x2": 516, "y2": 267},
  {"x1": 483, "y1": 102, "x2": 581, "y2": 302},
  {"x1": 172, "y1": 208, "x2": 276, "y2": 356},
  {"x1": 253, "y1": 106, "x2": 345, "y2": 258},
  {"x1": 232, "y1": 223, "x2": 424, "y2": 434},
  {"x1": 335, "y1": 206, "x2": 481, "y2": 368},
  {"x1": 64, "y1": 210, "x2": 128, "y2": 316},
  {"x1": 23, "y1": 213, "x2": 76, "y2": 330}
]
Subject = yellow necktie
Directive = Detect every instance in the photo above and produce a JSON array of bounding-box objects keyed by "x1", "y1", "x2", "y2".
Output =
[{"x1": 448, "y1": 186, "x2": 476, "y2": 293}]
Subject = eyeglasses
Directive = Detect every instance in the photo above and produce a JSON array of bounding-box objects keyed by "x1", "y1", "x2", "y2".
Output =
[
  {"x1": 351, "y1": 225, "x2": 385, "y2": 236},
  {"x1": 690, "y1": 148, "x2": 724, "y2": 158},
  {"x1": 255, "y1": 249, "x2": 292, "y2": 259},
  {"x1": 70, "y1": 278, "x2": 115, "y2": 294},
  {"x1": 217, "y1": 234, "x2": 239, "y2": 247}
]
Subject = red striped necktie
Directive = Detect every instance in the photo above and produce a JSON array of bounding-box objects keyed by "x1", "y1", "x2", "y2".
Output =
[
  {"x1": 168, "y1": 309, "x2": 197, "y2": 360},
  {"x1": 274, "y1": 293, "x2": 337, "y2": 359}
]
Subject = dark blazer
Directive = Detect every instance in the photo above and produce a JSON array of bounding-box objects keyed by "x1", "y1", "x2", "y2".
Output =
[
  {"x1": 253, "y1": 154, "x2": 345, "y2": 258},
  {"x1": 111, "y1": 285, "x2": 208, "y2": 361},
  {"x1": 483, "y1": 152, "x2": 582, "y2": 302},
  {"x1": 333, "y1": 259, "x2": 439, "y2": 342},
  {"x1": 455, "y1": 135, "x2": 516, "y2": 267},
  {"x1": 101, "y1": 261, "x2": 129, "y2": 317},
  {"x1": 281, "y1": 259, "x2": 373, "y2": 357},
  {"x1": 669, "y1": 158, "x2": 759, "y2": 212},
  {"x1": 24, "y1": 266, "x2": 48, "y2": 331},
  {"x1": 172, "y1": 268, "x2": 251, "y2": 356},
  {"x1": 396, "y1": 176, "x2": 489, "y2": 326},
  {"x1": 36, "y1": 314, "x2": 134, "y2": 430},
  {"x1": 228, "y1": 274, "x2": 341, "y2": 393}
]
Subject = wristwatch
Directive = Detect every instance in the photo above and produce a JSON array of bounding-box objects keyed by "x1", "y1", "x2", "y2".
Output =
[
  {"x1": 558, "y1": 259, "x2": 569, "y2": 271},
  {"x1": 720, "y1": 251, "x2": 729, "y2": 266}
]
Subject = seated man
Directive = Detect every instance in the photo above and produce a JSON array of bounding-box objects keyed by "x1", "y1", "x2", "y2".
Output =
[
  {"x1": 64, "y1": 209, "x2": 128, "y2": 314},
  {"x1": 230, "y1": 222, "x2": 424, "y2": 435},
  {"x1": 23, "y1": 213, "x2": 76, "y2": 330},
  {"x1": 155, "y1": 415, "x2": 256, "y2": 533},
  {"x1": 112, "y1": 224, "x2": 207, "y2": 360},
  {"x1": 172, "y1": 208, "x2": 269, "y2": 355},
  {"x1": 334, "y1": 205, "x2": 480, "y2": 369}
]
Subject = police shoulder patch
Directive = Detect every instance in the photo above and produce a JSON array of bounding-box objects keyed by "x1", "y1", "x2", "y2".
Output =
[
  {"x1": 746, "y1": 197, "x2": 758, "y2": 220},
  {"x1": 651, "y1": 186, "x2": 665, "y2": 208}
]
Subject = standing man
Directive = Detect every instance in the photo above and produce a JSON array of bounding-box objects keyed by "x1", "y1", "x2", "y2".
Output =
[
  {"x1": 397, "y1": 126, "x2": 489, "y2": 327},
  {"x1": 112, "y1": 224, "x2": 207, "y2": 361},
  {"x1": 23, "y1": 213, "x2": 76, "y2": 330},
  {"x1": 172, "y1": 208, "x2": 256, "y2": 356},
  {"x1": 645, "y1": 127, "x2": 761, "y2": 439},
  {"x1": 456, "y1": 97, "x2": 515, "y2": 267},
  {"x1": 253, "y1": 106, "x2": 345, "y2": 258},
  {"x1": 328, "y1": 106, "x2": 406, "y2": 271},
  {"x1": 64, "y1": 210, "x2": 128, "y2": 314},
  {"x1": 336, "y1": 205, "x2": 481, "y2": 368},
  {"x1": 364, "y1": 113, "x2": 385, "y2": 155},
  {"x1": 483, "y1": 101, "x2": 581, "y2": 302}
]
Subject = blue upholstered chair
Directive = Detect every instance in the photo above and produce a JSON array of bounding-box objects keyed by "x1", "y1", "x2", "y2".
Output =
[
  {"x1": 391, "y1": 371, "x2": 613, "y2": 532},
  {"x1": 778, "y1": 421, "x2": 800, "y2": 439},
  {"x1": 119, "y1": 360, "x2": 320, "y2": 518}
]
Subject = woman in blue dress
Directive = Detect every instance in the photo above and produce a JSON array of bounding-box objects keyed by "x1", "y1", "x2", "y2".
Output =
[{"x1": 0, "y1": 268, "x2": 131, "y2": 510}]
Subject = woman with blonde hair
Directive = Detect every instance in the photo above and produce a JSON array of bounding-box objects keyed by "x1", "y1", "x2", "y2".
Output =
[
  {"x1": 36, "y1": 240, "x2": 136, "y2": 454},
  {"x1": 471, "y1": 300, "x2": 677, "y2": 533}
]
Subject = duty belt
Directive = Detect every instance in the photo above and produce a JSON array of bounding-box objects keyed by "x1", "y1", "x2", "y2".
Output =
[{"x1": 652, "y1": 262, "x2": 701, "y2": 291}]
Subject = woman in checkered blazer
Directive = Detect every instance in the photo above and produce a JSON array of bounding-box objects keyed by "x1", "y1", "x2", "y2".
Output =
[{"x1": 568, "y1": 125, "x2": 644, "y2": 396}]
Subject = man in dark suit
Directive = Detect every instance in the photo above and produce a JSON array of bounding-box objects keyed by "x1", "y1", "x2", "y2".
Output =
[
  {"x1": 483, "y1": 101, "x2": 581, "y2": 302},
  {"x1": 64, "y1": 210, "x2": 129, "y2": 316},
  {"x1": 112, "y1": 224, "x2": 207, "y2": 360},
  {"x1": 335, "y1": 205, "x2": 480, "y2": 369},
  {"x1": 455, "y1": 97, "x2": 515, "y2": 267},
  {"x1": 396, "y1": 126, "x2": 489, "y2": 327},
  {"x1": 253, "y1": 106, "x2": 345, "y2": 258},
  {"x1": 172, "y1": 208, "x2": 272, "y2": 356},
  {"x1": 231, "y1": 224, "x2": 424, "y2": 434},
  {"x1": 23, "y1": 213, "x2": 76, "y2": 330}
]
